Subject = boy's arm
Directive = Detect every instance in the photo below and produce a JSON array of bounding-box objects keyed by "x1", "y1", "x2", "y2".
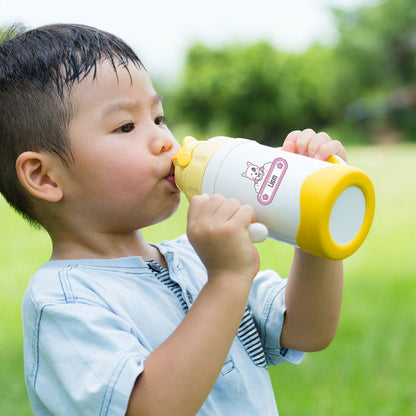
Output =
[
  {"x1": 280, "y1": 248, "x2": 343, "y2": 351},
  {"x1": 127, "y1": 195, "x2": 259, "y2": 416},
  {"x1": 280, "y1": 129, "x2": 345, "y2": 352}
]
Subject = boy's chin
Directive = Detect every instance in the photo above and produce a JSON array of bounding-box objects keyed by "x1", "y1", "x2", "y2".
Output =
[
  {"x1": 167, "y1": 194, "x2": 181, "y2": 216},
  {"x1": 156, "y1": 193, "x2": 181, "y2": 223}
]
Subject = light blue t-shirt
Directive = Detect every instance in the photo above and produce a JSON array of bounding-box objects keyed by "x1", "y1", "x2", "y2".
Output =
[{"x1": 22, "y1": 235, "x2": 303, "y2": 415}]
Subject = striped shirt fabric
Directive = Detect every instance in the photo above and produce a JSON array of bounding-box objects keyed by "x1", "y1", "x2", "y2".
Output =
[{"x1": 146, "y1": 260, "x2": 266, "y2": 367}]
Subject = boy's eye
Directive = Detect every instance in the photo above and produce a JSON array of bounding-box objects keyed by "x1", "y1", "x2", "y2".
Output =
[
  {"x1": 115, "y1": 123, "x2": 135, "y2": 133},
  {"x1": 154, "y1": 115, "x2": 167, "y2": 126}
]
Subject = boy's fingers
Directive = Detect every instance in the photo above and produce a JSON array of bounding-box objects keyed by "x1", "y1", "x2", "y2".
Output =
[
  {"x1": 316, "y1": 139, "x2": 347, "y2": 162},
  {"x1": 307, "y1": 132, "x2": 331, "y2": 158},
  {"x1": 295, "y1": 128, "x2": 317, "y2": 156},
  {"x1": 231, "y1": 204, "x2": 256, "y2": 227},
  {"x1": 282, "y1": 129, "x2": 347, "y2": 163},
  {"x1": 214, "y1": 198, "x2": 244, "y2": 221},
  {"x1": 187, "y1": 194, "x2": 209, "y2": 222},
  {"x1": 284, "y1": 128, "x2": 317, "y2": 156},
  {"x1": 282, "y1": 130, "x2": 301, "y2": 152},
  {"x1": 188, "y1": 195, "x2": 255, "y2": 238},
  {"x1": 188, "y1": 194, "x2": 208, "y2": 211},
  {"x1": 188, "y1": 194, "x2": 237, "y2": 224}
]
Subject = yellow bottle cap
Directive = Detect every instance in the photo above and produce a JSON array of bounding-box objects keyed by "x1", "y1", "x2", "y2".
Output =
[
  {"x1": 173, "y1": 136, "x2": 230, "y2": 200},
  {"x1": 296, "y1": 164, "x2": 375, "y2": 260},
  {"x1": 172, "y1": 136, "x2": 199, "y2": 167}
]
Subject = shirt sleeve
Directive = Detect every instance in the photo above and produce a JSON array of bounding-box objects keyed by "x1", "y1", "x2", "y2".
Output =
[
  {"x1": 25, "y1": 299, "x2": 148, "y2": 416},
  {"x1": 248, "y1": 270, "x2": 304, "y2": 366}
]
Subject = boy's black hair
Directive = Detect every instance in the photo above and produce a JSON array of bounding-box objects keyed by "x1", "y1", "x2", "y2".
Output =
[{"x1": 0, "y1": 23, "x2": 143, "y2": 226}]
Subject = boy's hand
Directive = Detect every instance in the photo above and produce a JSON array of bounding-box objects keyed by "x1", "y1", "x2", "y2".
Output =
[
  {"x1": 282, "y1": 128, "x2": 347, "y2": 163},
  {"x1": 187, "y1": 194, "x2": 259, "y2": 284}
]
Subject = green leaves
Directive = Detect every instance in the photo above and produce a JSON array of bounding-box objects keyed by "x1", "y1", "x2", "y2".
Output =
[
  {"x1": 168, "y1": 0, "x2": 416, "y2": 145},
  {"x1": 174, "y1": 41, "x2": 346, "y2": 145}
]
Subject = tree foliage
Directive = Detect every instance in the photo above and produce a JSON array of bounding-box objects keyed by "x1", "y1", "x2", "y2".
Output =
[
  {"x1": 174, "y1": 42, "x2": 347, "y2": 145},
  {"x1": 333, "y1": 0, "x2": 416, "y2": 140},
  {"x1": 169, "y1": 0, "x2": 416, "y2": 145}
]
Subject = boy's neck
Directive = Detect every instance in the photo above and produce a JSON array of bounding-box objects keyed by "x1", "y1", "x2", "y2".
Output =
[{"x1": 49, "y1": 228, "x2": 167, "y2": 267}]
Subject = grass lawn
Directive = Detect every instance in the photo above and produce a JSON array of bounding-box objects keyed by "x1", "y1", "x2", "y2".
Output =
[{"x1": 0, "y1": 143, "x2": 415, "y2": 415}]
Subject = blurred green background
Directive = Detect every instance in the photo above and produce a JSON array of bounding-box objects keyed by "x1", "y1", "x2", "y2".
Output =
[
  {"x1": 1, "y1": 0, "x2": 416, "y2": 414},
  {"x1": 2, "y1": 143, "x2": 415, "y2": 415},
  {"x1": 159, "y1": 0, "x2": 416, "y2": 148}
]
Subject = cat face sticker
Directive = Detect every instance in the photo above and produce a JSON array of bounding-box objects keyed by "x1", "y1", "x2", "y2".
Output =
[
  {"x1": 241, "y1": 162, "x2": 262, "y2": 181},
  {"x1": 241, "y1": 158, "x2": 288, "y2": 205}
]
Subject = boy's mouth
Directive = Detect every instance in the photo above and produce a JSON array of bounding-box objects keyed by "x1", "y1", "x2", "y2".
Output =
[{"x1": 166, "y1": 164, "x2": 178, "y2": 190}]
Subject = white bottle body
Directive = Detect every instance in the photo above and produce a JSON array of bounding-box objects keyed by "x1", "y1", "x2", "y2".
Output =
[{"x1": 201, "y1": 138, "x2": 367, "y2": 250}]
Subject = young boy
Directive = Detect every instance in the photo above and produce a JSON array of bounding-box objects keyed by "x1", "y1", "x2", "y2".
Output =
[{"x1": 0, "y1": 24, "x2": 345, "y2": 415}]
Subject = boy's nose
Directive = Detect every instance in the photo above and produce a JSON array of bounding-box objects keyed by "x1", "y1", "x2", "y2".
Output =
[
  {"x1": 152, "y1": 130, "x2": 177, "y2": 154},
  {"x1": 160, "y1": 138, "x2": 173, "y2": 152}
]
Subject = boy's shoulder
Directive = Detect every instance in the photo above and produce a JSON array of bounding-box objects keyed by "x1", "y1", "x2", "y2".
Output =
[
  {"x1": 24, "y1": 235, "x2": 202, "y2": 306},
  {"x1": 23, "y1": 259, "x2": 114, "y2": 310}
]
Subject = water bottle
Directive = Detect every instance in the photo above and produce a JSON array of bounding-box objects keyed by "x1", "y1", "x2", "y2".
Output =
[{"x1": 173, "y1": 136, "x2": 375, "y2": 260}]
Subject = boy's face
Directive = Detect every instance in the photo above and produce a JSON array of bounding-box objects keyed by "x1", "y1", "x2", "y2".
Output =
[{"x1": 60, "y1": 61, "x2": 181, "y2": 233}]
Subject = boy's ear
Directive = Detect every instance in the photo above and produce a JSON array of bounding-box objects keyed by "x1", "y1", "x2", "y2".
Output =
[{"x1": 15, "y1": 151, "x2": 64, "y2": 202}]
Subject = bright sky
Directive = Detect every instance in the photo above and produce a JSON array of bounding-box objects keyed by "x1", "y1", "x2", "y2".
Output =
[{"x1": 1, "y1": 0, "x2": 365, "y2": 77}]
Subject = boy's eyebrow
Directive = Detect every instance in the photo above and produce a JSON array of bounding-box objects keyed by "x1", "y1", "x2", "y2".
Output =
[{"x1": 101, "y1": 94, "x2": 162, "y2": 119}]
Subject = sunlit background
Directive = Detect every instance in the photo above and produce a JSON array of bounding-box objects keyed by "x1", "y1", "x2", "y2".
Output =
[
  {"x1": 2, "y1": 0, "x2": 365, "y2": 77},
  {"x1": 1, "y1": 0, "x2": 415, "y2": 414}
]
